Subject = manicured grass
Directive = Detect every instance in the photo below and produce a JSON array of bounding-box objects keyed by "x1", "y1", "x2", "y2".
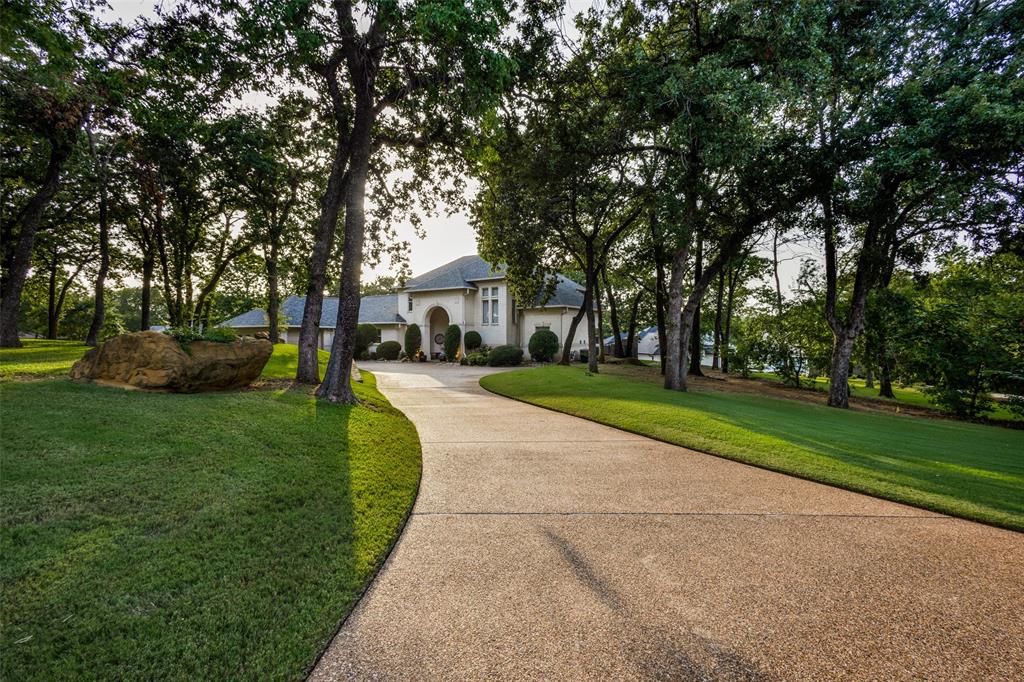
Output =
[
  {"x1": 0, "y1": 339, "x2": 92, "y2": 378},
  {"x1": 1, "y1": 344, "x2": 421, "y2": 680},
  {"x1": 481, "y1": 365, "x2": 1024, "y2": 531},
  {"x1": 750, "y1": 370, "x2": 1021, "y2": 422}
]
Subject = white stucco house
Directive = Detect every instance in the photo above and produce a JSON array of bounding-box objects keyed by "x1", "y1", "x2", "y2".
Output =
[{"x1": 220, "y1": 254, "x2": 593, "y2": 359}]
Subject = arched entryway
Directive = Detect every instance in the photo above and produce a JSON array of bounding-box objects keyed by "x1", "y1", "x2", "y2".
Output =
[{"x1": 427, "y1": 306, "x2": 450, "y2": 359}]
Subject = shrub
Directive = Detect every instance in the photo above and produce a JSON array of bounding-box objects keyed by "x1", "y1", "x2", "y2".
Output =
[
  {"x1": 464, "y1": 330, "x2": 482, "y2": 351},
  {"x1": 358, "y1": 350, "x2": 371, "y2": 361},
  {"x1": 377, "y1": 340, "x2": 402, "y2": 360},
  {"x1": 355, "y1": 324, "x2": 379, "y2": 357},
  {"x1": 203, "y1": 327, "x2": 238, "y2": 343},
  {"x1": 443, "y1": 324, "x2": 461, "y2": 361},
  {"x1": 164, "y1": 326, "x2": 237, "y2": 351},
  {"x1": 528, "y1": 329, "x2": 559, "y2": 362},
  {"x1": 404, "y1": 323, "x2": 422, "y2": 357},
  {"x1": 467, "y1": 350, "x2": 489, "y2": 366},
  {"x1": 487, "y1": 344, "x2": 523, "y2": 367}
]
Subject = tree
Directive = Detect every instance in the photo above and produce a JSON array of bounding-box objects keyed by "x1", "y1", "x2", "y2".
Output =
[
  {"x1": 805, "y1": 0, "x2": 1024, "y2": 407},
  {"x1": 0, "y1": 2, "x2": 101, "y2": 345},
  {"x1": 211, "y1": 96, "x2": 318, "y2": 343}
]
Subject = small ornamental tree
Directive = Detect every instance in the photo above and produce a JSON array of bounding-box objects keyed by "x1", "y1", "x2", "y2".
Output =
[
  {"x1": 528, "y1": 329, "x2": 559, "y2": 362},
  {"x1": 355, "y1": 324, "x2": 378, "y2": 358},
  {"x1": 464, "y1": 330, "x2": 482, "y2": 351},
  {"x1": 404, "y1": 323, "x2": 422, "y2": 357},
  {"x1": 443, "y1": 324, "x2": 462, "y2": 361}
]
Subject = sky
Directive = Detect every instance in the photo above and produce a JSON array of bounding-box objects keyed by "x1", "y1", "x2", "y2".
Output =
[{"x1": 105, "y1": 0, "x2": 811, "y2": 295}]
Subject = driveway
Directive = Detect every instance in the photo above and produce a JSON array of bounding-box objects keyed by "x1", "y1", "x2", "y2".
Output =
[{"x1": 311, "y1": 362, "x2": 1023, "y2": 681}]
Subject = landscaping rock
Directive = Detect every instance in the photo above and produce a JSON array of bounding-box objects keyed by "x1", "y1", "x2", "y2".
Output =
[{"x1": 69, "y1": 331, "x2": 273, "y2": 392}]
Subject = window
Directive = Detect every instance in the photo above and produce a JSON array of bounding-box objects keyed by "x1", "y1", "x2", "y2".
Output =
[
  {"x1": 373, "y1": 328, "x2": 382, "y2": 343},
  {"x1": 407, "y1": 297, "x2": 413, "y2": 312},
  {"x1": 481, "y1": 286, "x2": 499, "y2": 325}
]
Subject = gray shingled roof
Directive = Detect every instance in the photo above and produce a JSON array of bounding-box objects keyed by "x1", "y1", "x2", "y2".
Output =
[
  {"x1": 404, "y1": 254, "x2": 506, "y2": 291},
  {"x1": 220, "y1": 294, "x2": 406, "y2": 329},
  {"x1": 533, "y1": 273, "x2": 586, "y2": 308}
]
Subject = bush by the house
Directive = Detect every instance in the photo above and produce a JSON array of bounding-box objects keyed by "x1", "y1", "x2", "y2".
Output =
[
  {"x1": 467, "y1": 350, "x2": 489, "y2": 366},
  {"x1": 404, "y1": 323, "x2": 421, "y2": 357},
  {"x1": 377, "y1": 340, "x2": 401, "y2": 360},
  {"x1": 528, "y1": 329, "x2": 559, "y2": 362},
  {"x1": 444, "y1": 324, "x2": 461, "y2": 361},
  {"x1": 358, "y1": 350, "x2": 371, "y2": 361},
  {"x1": 487, "y1": 344, "x2": 523, "y2": 367},
  {"x1": 355, "y1": 324, "x2": 378, "y2": 357},
  {"x1": 464, "y1": 330, "x2": 482, "y2": 351}
]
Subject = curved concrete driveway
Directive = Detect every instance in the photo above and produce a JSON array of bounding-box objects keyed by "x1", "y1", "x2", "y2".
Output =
[{"x1": 311, "y1": 362, "x2": 1023, "y2": 681}]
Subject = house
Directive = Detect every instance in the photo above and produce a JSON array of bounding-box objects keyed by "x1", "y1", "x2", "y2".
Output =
[{"x1": 220, "y1": 254, "x2": 593, "y2": 359}]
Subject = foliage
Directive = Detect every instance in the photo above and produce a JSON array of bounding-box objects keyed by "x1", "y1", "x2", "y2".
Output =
[
  {"x1": 901, "y1": 253, "x2": 1024, "y2": 418},
  {"x1": 481, "y1": 366, "x2": 1024, "y2": 531},
  {"x1": 443, "y1": 324, "x2": 461, "y2": 361},
  {"x1": 487, "y1": 344, "x2": 523, "y2": 367},
  {"x1": 355, "y1": 324, "x2": 379, "y2": 358},
  {"x1": 163, "y1": 326, "x2": 238, "y2": 350},
  {"x1": 464, "y1": 330, "x2": 482, "y2": 351},
  {"x1": 376, "y1": 340, "x2": 402, "y2": 361},
  {"x1": 467, "y1": 349, "x2": 490, "y2": 366},
  {"x1": 527, "y1": 329, "x2": 559, "y2": 363},
  {"x1": 404, "y1": 323, "x2": 422, "y2": 357}
]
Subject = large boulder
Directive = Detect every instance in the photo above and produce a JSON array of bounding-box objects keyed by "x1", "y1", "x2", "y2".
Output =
[{"x1": 69, "y1": 331, "x2": 273, "y2": 392}]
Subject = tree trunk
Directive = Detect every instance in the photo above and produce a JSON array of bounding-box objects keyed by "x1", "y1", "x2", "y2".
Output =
[
  {"x1": 594, "y1": 271, "x2": 604, "y2": 365},
  {"x1": 296, "y1": 137, "x2": 350, "y2": 383},
  {"x1": 688, "y1": 233, "x2": 704, "y2": 376},
  {"x1": 559, "y1": 297, "x2": 589, "y2": 365},
  {"x1": 47, "y1": 255, "x2": 58, "y2": 339},
  {"x1": 0, "y1": 141, "x2": 72, "y2": 347},
  {"x1": 664, "y1": 245, "x2": 689, "y2": 390},
  {"x1": 267, "y1": 250, "x2": 280, "y2": 344},
  {"x1": 602, "y1": 267, "x2": 624, "y2": 358},
  {"x1": 722, "y1": 269, "x2": 736, "y2": 374},
  {"x1": 624, "y1": 289, "x2": 641, "y2": 359},
  {"x1": 879, "y1": 357, "x2": 895, "y2": 399},
  {"x1": 140, "y1": 253, "x2": 154, "y2": 330},
  {"x1": 317, "y1": 99, "x2": 373, "y2": 404},
  {"x1": 655, "y1": 253, "x2": 668, "y2": 375},
  {"x1": 585, "y1": 262, "x2": 599, "y2": 374},
  {"x1": 828, "y1": 328, "x2": 857, "y2": 408},
  {"x1": 85, "y1": 183, "x2": 110, "y2": 346},
  {"x1": 712, "y1": 268, "x2": 724, "y2": 370}
]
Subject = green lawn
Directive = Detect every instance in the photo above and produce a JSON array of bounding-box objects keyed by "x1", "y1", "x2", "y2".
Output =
[
  {"x1": 1, "y1": 342, "x2": 421, "y2": 680},
  {"x1": 481, "y1": 365, "x2": 1024, "y2": 531},
  {"x1": 0, "y1": 339, "x2": 92, "y2": 378},
  {"x1": 750, "y1": 370, "x2": 1021, "y2": 422}
]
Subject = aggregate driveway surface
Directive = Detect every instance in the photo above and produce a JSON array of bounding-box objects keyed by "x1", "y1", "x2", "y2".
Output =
[{"x1": 310, "y1": 362, "x2": 1024, "y2": 681}]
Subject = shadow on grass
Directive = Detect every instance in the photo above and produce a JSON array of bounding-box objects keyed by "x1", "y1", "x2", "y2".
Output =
[{"x1": 0, "y1": 376, "x2": 418, "y2": 680}]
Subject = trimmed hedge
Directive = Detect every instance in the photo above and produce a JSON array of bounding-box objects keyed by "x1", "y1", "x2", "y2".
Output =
[
  {"x1": 464, "y1": 330, "x2": 482, "y2": 351},
  {"x1": 487, "y1": 344, "x2": 523, "y2": 367},
  {"x1": 404, "y1": 323, "x2": 422, "y2": 357},
  {"x1": 528, "y1": 329, "x2": 559, "y2": 362},
  {"x1": 443, "y1": 324, "x2": 461, "y2": 360},
  {"x1": 377, "y1": 340, "x2": 402, "y2": 360}
]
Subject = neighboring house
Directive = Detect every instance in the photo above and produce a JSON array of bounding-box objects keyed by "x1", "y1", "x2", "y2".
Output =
[{"x1": 220, "y1": 254, "x2": 593, "y2": 358}]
